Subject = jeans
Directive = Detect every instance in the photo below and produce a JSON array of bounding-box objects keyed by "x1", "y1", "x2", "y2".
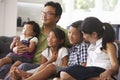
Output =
[{"x1": 0, "y1": 64, "x2": 12, "y2": 79}]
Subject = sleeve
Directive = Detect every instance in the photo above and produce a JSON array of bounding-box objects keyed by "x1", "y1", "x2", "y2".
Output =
[
  {"x1": 30, "y1": 37, "x2": 38, "y2": 44},
  {"x1": 59, "y1": 47, "x2": 68, "y2": 58},
  {"x1": 79, "y1": 42, "x2": 88, "y2": 64},
  {"x1": 41, "y1": 48, "x2": 49, "y2": 59},
  {"x1": 52, "y1": 47, "x2": 68, "y2": 65}
]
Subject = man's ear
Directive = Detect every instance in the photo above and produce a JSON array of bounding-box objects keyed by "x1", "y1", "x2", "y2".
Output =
[{"x1": 55, "y1": 16, "x2": 60, "y2": 22}]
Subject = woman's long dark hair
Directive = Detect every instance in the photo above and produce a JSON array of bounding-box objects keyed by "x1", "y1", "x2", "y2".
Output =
[{"x1": 81, "y1": 17, "x2": 115, "y2": 50}]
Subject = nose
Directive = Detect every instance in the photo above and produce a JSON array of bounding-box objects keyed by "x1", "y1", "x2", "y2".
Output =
[
  {"x1": 47, "y1": 36, "x2": 52, "y2": 42},
  {"x1": 41, "y1": 12, "x2": 47, "y2": 17},
  {"x1": 41, "y1": 14, "x2": 47, "y2": 20},
  {"x1": 22, "y1": 29, "x2": 26, "y2": 34}
]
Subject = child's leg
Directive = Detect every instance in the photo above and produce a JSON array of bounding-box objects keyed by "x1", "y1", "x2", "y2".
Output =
[
  {"x1": 34, "y1": 63, "x2": 48, "y2": 74},
  {"x1": 10, "y1": 61, "x2": 33, "y2": 80},
  {"x1": 25, "y1": 64, "x2": 57, "y2": 80},
  {"x1": 53, "y1": 77, "x2": 61, "y2": 80},
  {"x1": 10, "y1": 60, "x2": 22, "y2": 72},
  {"x1": 7, "y1": 61, "x2": 33, "y2": 80},
  {"x1": 0, "y1": 57, "x2": 12, "y2": 67},
  {"x1": 4, "y1": 61, "x2": 23, "y2": 80},
  {"x1": 11, "y1": 61, "x2": 22, "y2": 67},
  {"x1": 87, "y1": 77, "x2": 99, "y2": 80},
  {"x1": 16, "y1": 68, "x2": 33, "y2": 80}
]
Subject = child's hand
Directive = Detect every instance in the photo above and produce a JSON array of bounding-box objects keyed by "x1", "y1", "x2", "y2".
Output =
[
  {"x1": 16, "y1": 40, "x2": 22, "y2": 46},
  {"x1": 50, "y1": 54, "x2": 57, "y2": 62},
  {"x1": 46, "y1": 51, "x2": 58, "y2": 64},
  {"x1": 50, "y1": 50, "x2": 58, "y2": 61}
]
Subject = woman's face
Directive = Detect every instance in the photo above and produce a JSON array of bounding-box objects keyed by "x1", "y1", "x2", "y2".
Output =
[
  {"x1": 47, "y1": 31, "x2": 61, "y2": 47},
  {"x1": 82, "y1": 32, "x2": 97, "y2": 43},
  {"x1": 68, "y1": 27, "x2": 82, "y2": 45}
]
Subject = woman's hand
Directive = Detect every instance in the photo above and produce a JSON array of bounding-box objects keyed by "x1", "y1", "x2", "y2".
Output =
[{"x1": 99, "y1": 70, "x2": 112, "y2": 80}]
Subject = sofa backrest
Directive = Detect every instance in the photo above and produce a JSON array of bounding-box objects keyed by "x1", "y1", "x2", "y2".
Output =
[
  {"x1": 117, "y1": 43, "x2": 120, "y2": 64},
  {"x1": 0, "y1": 36, "x2": 13, "y2": 58}
]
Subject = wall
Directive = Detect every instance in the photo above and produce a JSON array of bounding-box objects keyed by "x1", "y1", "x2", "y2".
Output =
[
  {"x1": 17, "y1": 2, "x2": 43, "y2": 27},
  {"x1": 0, "y1": 0, "x2": 120, "y2": 36},
  {"x1": 0, "y1": 0, "x2": 4, "y2": 35},
  {"x1": 0, "y1": 0, "x2": 17, "y2": 36}
]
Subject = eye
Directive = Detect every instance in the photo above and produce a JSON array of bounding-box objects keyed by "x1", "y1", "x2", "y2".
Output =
[{"x1": 41, "y1": 11, "x2": 56, "y2": 16}]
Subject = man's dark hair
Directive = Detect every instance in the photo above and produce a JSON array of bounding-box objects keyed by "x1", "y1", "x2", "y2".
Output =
[{"x1": 45, "y1": 1, "x2": 62, "y2": 16}]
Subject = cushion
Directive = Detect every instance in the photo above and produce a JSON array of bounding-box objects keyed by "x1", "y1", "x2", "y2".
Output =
[{"x1": 0, "y1": 36, "x2": 13, "y2": 58}]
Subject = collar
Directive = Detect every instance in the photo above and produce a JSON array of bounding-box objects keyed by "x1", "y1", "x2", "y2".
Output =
[{"x1": 92, "y1": 38, "x2": 102, "y2": 46}]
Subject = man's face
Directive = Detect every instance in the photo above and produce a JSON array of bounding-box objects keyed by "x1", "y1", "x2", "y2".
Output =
[{"x1": 41, "y1": 6, "x2": 59, "y2": 25}]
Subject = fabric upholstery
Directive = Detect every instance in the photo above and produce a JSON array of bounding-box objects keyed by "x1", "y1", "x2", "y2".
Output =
[{"x1": 0, "y1": 36, "x2": 13, "y2": 58}]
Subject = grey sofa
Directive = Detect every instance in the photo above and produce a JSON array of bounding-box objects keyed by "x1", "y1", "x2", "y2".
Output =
[
  {"x1": 0, "y1": 36, "x2": 120, "y2": 80},
  {"x1": 0, "y1": 36, "x2": 13, "y2": 58}
]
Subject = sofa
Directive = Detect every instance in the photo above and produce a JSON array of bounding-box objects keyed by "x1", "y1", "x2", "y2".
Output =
[
  {"x1": 0, "y1": 36, "x2": 120, "y2": 80},
  {"x1": 0, "y1": 36, "x2": 13, "y2": 58}
]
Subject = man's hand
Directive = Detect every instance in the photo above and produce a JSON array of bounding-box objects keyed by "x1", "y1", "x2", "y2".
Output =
[{"x1": 12, "y1": 45, "x2": 28, "y2": 54}]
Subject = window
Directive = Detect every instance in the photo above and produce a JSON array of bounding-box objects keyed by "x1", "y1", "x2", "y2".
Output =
[
  {"x1": 58, "y1": 0, "x2": 120, "y2": 29},
  {"x1": 103, "y1": 0, "x2": 118, "y2": 11}
]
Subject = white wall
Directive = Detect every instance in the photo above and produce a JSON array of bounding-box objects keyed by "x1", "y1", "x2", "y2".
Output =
[
  {"x1": 0, "y1": 0, "x2": 4, "y2": 35},
  {"x1": 0, "y1": 0, "x2": 120, "y2": 36},
  {"x1": 0, "y1": 0, "x2": 17, "y2": 36},
  {"x1": 17, "y1": 2, "x2": 43, "y2": 26}
]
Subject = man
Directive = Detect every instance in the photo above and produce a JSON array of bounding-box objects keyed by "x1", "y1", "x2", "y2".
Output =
[
  {"x1": 18, "y1": 1, "x2": 69, "y2": 71},
  {"x1": 3, "y1": 1, "x2": 70, "y2": 80}
]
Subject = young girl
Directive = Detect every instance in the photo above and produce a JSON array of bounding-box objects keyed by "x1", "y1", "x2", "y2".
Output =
[
  {"x1": 0, "y1": 21, "x2": 40, "y2": 69},
  {"x1": 10, "y1": 28, "x2": 68, "y2": 80},
  {"x1": 59, "y1": 17, "x2": 119, "y2": 80}
]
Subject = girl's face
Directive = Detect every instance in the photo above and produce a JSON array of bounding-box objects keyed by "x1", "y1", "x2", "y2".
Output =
[
  {"x1": 68, "y1": 27, "x2": 81, "y2": 45},
  {"x1": 22, "y1": 24, "x2": 35, "y2": 37},
  {"x1": 47, "y1": 31, "x2": 61, "y2": 47},
  {"x1": 82, "y1": 32, "x2": 98, "y2": 43}
]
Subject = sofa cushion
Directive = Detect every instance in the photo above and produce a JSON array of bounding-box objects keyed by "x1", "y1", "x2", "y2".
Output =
[{"x1": 0, "y1": 36, "x2": 13, "y2": 58}]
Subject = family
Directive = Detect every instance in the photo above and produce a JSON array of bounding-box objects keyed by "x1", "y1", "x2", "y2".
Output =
[{"x1": 0, "y1": 1, "x2": 119, "y2": 80}]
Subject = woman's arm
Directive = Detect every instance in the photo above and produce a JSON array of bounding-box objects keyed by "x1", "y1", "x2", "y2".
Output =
[
  {"x1": 12, "y1": 41, "x2": 36, "y2": 54},
  {"x1": 99, "y1": 43, "x2": 119, "y2": 79},
  {"x1": 12, "y1": 45, "x2": 28, "y2": 54}
]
